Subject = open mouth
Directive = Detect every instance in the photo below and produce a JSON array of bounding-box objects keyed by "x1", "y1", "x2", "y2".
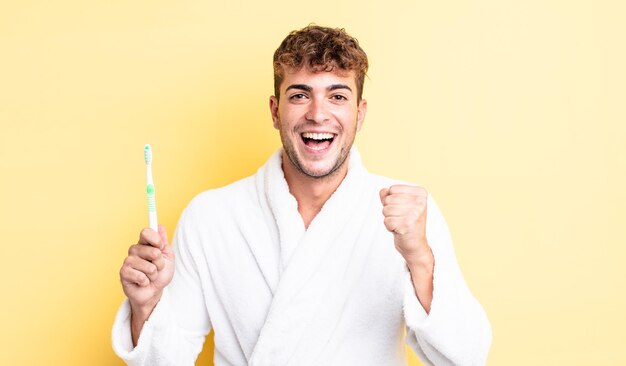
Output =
[{"x1": 301, "y1": 132, "x2": 335, "y2": 151}]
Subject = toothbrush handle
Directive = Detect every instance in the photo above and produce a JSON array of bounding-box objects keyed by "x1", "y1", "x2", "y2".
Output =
[
  {"x1": 147, "y1": 183, "x2": 158, "y2": 231},
  {"x1": 149, "y1": 211, "x2": 158, "y2": 231}
]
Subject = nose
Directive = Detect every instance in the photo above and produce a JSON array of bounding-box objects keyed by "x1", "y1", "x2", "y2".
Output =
[{"x1": 305, "y1": 97, "x2": 329, "y2": 123}]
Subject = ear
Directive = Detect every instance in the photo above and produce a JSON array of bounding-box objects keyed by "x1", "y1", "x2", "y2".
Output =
[
  {"x1": 356, "y1": 99, "x2": 367, "y2": 132},
  {"x1": 269, "y1": 95, "x2": 280, "y2": 129}
]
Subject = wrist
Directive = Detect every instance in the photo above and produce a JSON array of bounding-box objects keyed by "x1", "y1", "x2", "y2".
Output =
[
  {"x1": 129, "y1": 295, "x2": 162, "y2": 322},
  {"x1": 404, "y1": 244, "x2": 434, "y2": 270}
]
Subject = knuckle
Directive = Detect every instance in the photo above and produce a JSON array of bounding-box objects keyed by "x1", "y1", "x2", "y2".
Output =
[
  {"x1": 152, "y1": 258, "x2": 162, "y2": 270},
  {"x1": 156, "y1": 258, "x2": 166, "y2": 270},
  {"x1": 121, "y1": 260, "x2": 133, "y2": 272},
  {"x1": 129, "y1": 244, "x2": 142, "y2": 256}
]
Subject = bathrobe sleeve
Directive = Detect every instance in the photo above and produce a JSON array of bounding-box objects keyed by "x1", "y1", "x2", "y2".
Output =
[
  {"x1": 112, "y1": 208, "x2": 212, "y2": 366},
  {"x1": 403, "y1": 196, "x2": 492, "y2": 366}
]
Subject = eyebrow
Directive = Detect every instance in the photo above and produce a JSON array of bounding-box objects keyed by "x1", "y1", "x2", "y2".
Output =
[
  {"x1": 286, "y1": 84, "x2": 312, "y2": 92},
  {"x1": 285, "y1": 84, "x2": 353, "y2": 93},
  {"x1": 328, "y1": 84, "x2": 352, "y2": 93}
]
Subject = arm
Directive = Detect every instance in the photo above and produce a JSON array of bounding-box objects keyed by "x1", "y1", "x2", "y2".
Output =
[
  {"x1": 380, "y1": 185, "x2": 434, "y2": 313},
  {"x1": 112, "y1": 209, "x2": 212, "y2": 365},
  {"x1": 381, "y1": 186, "x2": 491, "y2": 365},
  {"x1": 406, "y1": 250, "x2": 434, "y2": 314},
  {"x1": 120, "y1": 225, "x2": 174, "y2": 347},
  {"x1": 404, "y1": 197, "x2": 491, "y2": 366}
]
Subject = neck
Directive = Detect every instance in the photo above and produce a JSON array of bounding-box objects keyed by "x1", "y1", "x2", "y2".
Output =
[{"x1": 281, "y1": 152, "x2": 349, "y2": 229}]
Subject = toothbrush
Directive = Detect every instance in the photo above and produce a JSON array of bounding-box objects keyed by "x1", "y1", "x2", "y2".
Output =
[{"x1": 144, "y1": 144, "x2": 158, "y2": 232}]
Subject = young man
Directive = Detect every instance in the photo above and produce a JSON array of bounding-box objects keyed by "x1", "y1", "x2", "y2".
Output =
[{"x1": 113, "y1": 25, "x2": 492, "y2": 365}]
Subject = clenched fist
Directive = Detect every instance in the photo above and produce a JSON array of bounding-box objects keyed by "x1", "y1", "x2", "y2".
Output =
[{"x1": 380, "y1": 185, "x2": 431, "y2": 265}]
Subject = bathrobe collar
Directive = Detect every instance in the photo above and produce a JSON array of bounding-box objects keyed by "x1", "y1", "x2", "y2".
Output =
[{"x1": 250, "y1": 147, "x2": 383, "y2": 365}]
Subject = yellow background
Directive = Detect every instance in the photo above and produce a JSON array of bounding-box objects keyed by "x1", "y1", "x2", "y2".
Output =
[{"x1": 1, "y1": 1, "x2": 624, "y2": 365}]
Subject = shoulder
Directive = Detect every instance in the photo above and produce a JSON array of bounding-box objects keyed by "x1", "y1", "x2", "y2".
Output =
[
  {"x1": 182, "y1": 174, "x2": 258, "y2": 222},
  {"x1": 171, "y1": 174, "x2": 263, "y2": 256}
]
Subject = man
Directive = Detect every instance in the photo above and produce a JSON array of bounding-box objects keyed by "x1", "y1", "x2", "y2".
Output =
[{"x1": 113, "y1": 25, "x2": 492, "y2": 365}]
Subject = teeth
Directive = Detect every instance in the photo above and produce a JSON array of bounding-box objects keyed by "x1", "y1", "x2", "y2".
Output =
[{"x1": 302, "y1": 132, "x2": 334, "y2": 140}]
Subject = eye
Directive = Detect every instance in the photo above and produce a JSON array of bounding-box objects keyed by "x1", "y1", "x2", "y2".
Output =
[
  {"x1": 289, "y1": 93, "x2": 308, "y2": 100},
  {"x1": 331, "y1": 94, "x2": 348, "y2": 101}
]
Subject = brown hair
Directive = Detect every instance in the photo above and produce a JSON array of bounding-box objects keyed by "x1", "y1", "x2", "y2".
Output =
[{"x1": 273, "y1": 24, "x2": 369, "y2": 102}]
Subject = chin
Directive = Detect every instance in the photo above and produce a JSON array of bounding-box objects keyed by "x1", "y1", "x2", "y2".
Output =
[{"x1": 298, "y1": 155, "x2": 347, "y2": 179}]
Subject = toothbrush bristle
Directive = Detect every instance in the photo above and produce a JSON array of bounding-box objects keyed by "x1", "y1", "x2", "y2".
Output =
[{"x1": 144, "y1": 144, "x2": 152, "y2": 165}]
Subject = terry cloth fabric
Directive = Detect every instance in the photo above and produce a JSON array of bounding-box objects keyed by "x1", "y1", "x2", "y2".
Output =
[{"x1": 112, "y1": 148, "x2": 492, "y2": 365}]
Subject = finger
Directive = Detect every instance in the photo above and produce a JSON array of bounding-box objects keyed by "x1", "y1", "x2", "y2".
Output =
[
  {"x1": 383, "y1": 217, "x2": 409, "y2": 235},
  {"x1": 382, "y1": 193, "x2": 426, "y2": 205},
  {"x1": 382, "y1": 200, "x2": 426, "y2": 217},
  {"x1": 383, "y1": 216, "x2": 396, "y2": 232},
  {"x1": 124, "y1": 256, "x2": 159, "y2": 282},
  {"x1": 379, "y1": 188, "x2": 390, "y2": 203},
  {"x1": 158, "y1": 224, "x2": 169, "y2": 250},
  {"x1": 158, "y1": 225, "x2": 175, "y2": 260},
  {"x1": 152, "y1": 255, "x2": 166, "y2": 271},
  {"x1": 382, "y1": 204, "x2": 417, "y2": 217},
  {"x1": 138, "y1": 228, "x2": 162, "y2": 248},
  {"x1": 128, "y1": 244, "x2": 162, "y2": 262},
  {"x1": 386, "y1": 216, "x2": 417, "y2": 235},
  {"x1": 388, "y1": 184, "x2": 428, "y2": 197},
  {"x1": 120, "y1": 265, "x2": 150, "y2": 287}
]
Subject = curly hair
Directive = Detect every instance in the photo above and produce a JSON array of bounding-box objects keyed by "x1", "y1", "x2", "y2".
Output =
[{"x1": 273, "y1": 24, "x2": 369, "y2": 102}]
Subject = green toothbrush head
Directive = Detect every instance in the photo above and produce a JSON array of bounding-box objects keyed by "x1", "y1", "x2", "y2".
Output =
[{"x1": 144, "y1": 144, "x2": 152, "y2": 165}]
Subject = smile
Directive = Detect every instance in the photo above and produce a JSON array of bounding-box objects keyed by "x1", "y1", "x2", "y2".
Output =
[{"x1": 301, "y1": 132, "x2": 336, "y2": 151}]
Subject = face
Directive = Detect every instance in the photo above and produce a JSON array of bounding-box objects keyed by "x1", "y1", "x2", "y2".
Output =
[{"x1": 269, "y1": 67, "x2": 367, "y2": 179}]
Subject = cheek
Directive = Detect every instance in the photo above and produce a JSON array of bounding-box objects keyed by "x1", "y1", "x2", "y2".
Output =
[
  {"x1": 279, "y1": 108, "x2": 303, "y2": 128},
  {"x1": 337, "y1": 111, "x2": 359, "y2": 130}
]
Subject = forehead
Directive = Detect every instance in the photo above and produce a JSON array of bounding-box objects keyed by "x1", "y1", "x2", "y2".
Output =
[{"x1": 280, "y1": 67, "x2": 357, "y2": 91}]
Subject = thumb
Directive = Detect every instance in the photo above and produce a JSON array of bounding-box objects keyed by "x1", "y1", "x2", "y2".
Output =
[
  {"x1": 379, "y1": 188, "x2": 389, "y2": 204},
  {"x1": 157, "y1": 224, "x2": 170, "y2": 251}
]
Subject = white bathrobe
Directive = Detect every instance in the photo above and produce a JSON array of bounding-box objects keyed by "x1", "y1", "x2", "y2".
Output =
[{"x1": 112, "y1": 149, "x2": 492, "y2": 366}]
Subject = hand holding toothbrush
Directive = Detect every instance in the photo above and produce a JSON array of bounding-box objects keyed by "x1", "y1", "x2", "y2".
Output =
[{"x1": 118, "y1": 144, "x2": 176, "y2": 347}]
